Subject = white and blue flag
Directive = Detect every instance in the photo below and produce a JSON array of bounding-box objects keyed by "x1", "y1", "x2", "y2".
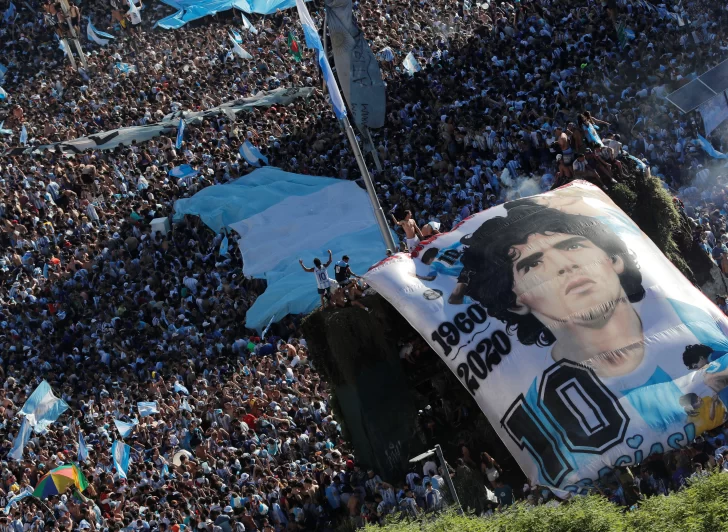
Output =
[
  {"x1": 161, "y1": 463, "x2": 170, "y2": 478},
  {"x1": 113, "y1": 418, "x2": 138, "y2": 439},
  {"x1": 8, "y1": 417, "x2": 32, "y2": 461},
  {"x1": 87, "y1": 19, "x2": 114, "y2": 46},
  {"x1": 3, "y1": 488, "x2": 32, "y2": 514},
  {"x1": 176, "y1": 119, "x2": 185, "y2": 149},
  {"x1": 229, "y1": 35, "x2": 253, "y2": 59},
  {"x1": 231, "y1": 28, "x2": 243, "y2": 44},
  {"x1": 173, "y1": 382, "x2": 189, "y2": 395},
  {"x1": 3, "y1": 1, "x2": 16, "y2": 24},
  {"x1": 111, "y1": 440, "x2": 131, "y2": 479},
  {"x1": 239, "y1": 141, "x2": 268, "y2": 167},
  {"x1": 241, "y1": 12, "x2": 258, "y2": 34},
  {"x1": 295, "y1": 0, "x2": 346, "y2": 119},
  {"x1": 0, "y1": 63, "x2": 7, "y2": 80},
  {"x1": 20, "y1": 380, "x2": 69, "y2": 433},
  {"x1": 0, "y1": 121, "x2": 11, "y2": 135},
  {"x1": 169, "y1": 164, "x2": 198, "y2": 180},
  {"x1": 78, "y1": 431, "x2": 89, "y2": 462},
  {"x1": 137, "y1": 401, "x2": 159, "y2": 417},
  {"x1": 173, "y1": 167, "x2": 388, "y2": 330},
  {"x1": 19, "y1": 124, "x2": 27, "y2": 146},
  {"x1": 0, "y1": 87, "x2": 7, "y2": 100},
  {"x1": 403, "y1": 52, "x2": 421, "y2": 75},
  {"x1": 695, "y1": 134, "x2": 728, "y2": 159},
  {"x1": 219, "y1": 235, "x2": 230, "y2": 257}
]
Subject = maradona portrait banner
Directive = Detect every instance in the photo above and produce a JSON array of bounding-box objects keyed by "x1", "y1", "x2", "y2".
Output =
[{"x1": 364, "y1": 181, "x2": 728, "y2": 491}]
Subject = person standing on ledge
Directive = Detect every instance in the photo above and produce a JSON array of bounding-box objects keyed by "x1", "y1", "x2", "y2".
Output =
[
  {"x1": 299, "y1": 250, "x2": 333, "y2": 309},
  {"x1": 391, "y1": 210, "x2": 423, "y2": 251}
]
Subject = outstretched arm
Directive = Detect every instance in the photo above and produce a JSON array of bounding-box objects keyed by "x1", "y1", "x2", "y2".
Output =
[
  {"x1": 391, "y1": 213, "x2": 400, "y2": 226},
  {"x1": 324, "y1": 249, "x2": 333, "y2": 268},
  {"x1": 299, "y1": 259, "x2": 314, "y2": 272}
]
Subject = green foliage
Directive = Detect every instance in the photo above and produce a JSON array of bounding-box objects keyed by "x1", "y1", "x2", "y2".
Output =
[{"x1": 367, "y1": 472, "x2": 728, "y2": 532}]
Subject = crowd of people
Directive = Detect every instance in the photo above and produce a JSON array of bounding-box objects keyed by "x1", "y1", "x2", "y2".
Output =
[{"x1": 1, "y1": 0, "x2": 728, "y2": 528}]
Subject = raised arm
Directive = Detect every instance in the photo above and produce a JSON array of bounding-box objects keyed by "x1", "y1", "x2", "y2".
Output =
[
  {"x1": 323, "y1": 249, "x2": 333, "y2": 268},
  {"x1": 298, "y1": 259, "x2": 314, "y2": 273}
]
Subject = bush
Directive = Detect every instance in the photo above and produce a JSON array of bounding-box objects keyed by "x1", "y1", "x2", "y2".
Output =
[{"x1": 367, "y1": 472, "x2": 728, "y2": 532}]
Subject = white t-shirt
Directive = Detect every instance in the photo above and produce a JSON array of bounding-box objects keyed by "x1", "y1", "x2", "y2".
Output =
[{"x1": 313, "y1": 266, "x2": 330, "y2": 289}]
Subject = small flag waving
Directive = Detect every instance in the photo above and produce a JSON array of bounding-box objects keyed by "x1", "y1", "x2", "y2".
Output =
[
  {"x1": 239, "y1": 141, "x2": 269, "y2": 167},
  {"x1": 113, "y1": 418, "x2": 137, "y2": 438},
  {"x1": 0, "y1": 121, "x2": 11, "y2": 135},
  {"x1": 3, "y1": 488, "x2": 32, "y2": 514},
  {"x1": 219, "y1": 235, "x2": 230, "y2": 257},
  {"x1": 87, "y1": 19, "x2": 114, "y2": 46},
  {"x1": 229, "y1": 34, "x2": 253, "y2": 60},
  {"x1": 3, "y1": 1, "x2": 16, "y2": 24},
  {"x1": 19, "y1": 124, "x2": 27, "y2": 146},
  {"x1": 78, "y1": 431, "x2": 89, "y2": 462},
  {"x1": 231, "y1": 28, "x2": 243, "y2": 44},
  {"x1": 175, "y1": 119, "x2": 185, "y2": 149},
  {"x1": 241, "y1": 12, "x2": 257, "y2": 34},
  {"x1": 288, "y1": 32, "x2": 303, "y2": 62},
  {"x1": 403, "y1": 52, "x2": 421, "y2": 75},
  {"x1": 8, "y1": 417, "x2": 32, "y2": 461},
  {"x1": 111, "y1": 440, "x2": 131, "y2": 479},
  {"x1": 0, "y1": 86, "x2": 7, "y2": 100},
  {"x1": 173, "y1": 381, "x2": 189, "y2": 395},
  {"x1": 294, "y1": 0, "x2": 346, "y2": 119},
  {"x1": 20, "y1": 380, "x2": 69, "y2": 433},
  {"x1": 137, "y1": 401, "x2": 159, "y2": 417}
]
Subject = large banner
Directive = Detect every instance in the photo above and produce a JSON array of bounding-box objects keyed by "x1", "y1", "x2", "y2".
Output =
[{"x1": 365, "y1": 181, "x2": 728, "y2": 491}]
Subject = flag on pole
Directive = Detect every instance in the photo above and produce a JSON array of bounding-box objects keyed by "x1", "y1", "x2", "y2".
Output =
[
  {"x1": 287, "y1": 32, "x2": 302, "y2": 62},
  {"x1": 78, "y1": 431, "x2": 89, "y2": 462},
  {"x1": 8, "y1": 417, "x2": 32, "y2": 461},
  {"x1": 239, "y1": 141, "x2": 268, "y2": 166},
  {"x1": 19, "y1": 124, "x2": 27, "y2": 145},
  {"x1": 113, "y1": 418, "x2": 137, "y2": 438},
  {"x1": 261, "y1": 314, "x2": 276, "y2": 339},
  {"x1": 294, "y1": 0, "x2": 346, "y2": 119},
  {"x1": 19, "y1": 380, "x2": 69, "y2": 432},
  {"x1": 241, "y1": 12, "x2": 257, "y2": 34},
  {"x1": 176, "y1": 119, "x2": 185, "y2": 149},
  {"x1": 229, "y1": 34, "x2": 253, "y2": 59},
  {"x1": 111, "y1": 441, "x2": 131, "y2": 479},
  {"x1": 137, "y1": 401, "x2": 159, "y2": 417}
]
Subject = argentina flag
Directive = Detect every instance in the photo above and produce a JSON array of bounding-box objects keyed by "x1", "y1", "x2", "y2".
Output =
[
  {"x1": 8, "y1": 417, "x2": 32, "y2": 461},
  {"x1": 87, "y1": 19, "x2": 114, "y2": 46},
  {"x1": 111, "y1": 440, "x2": 131, "y2": 479},
  {"x1": 78, "y1": 431, "x2": 89, "y2": 462},
  {"x1": 20, "y1": 380, "x2": 69, "y2": 433},
  {"x1": 241, "y1": 12, "x2": 258, "y2": 34},
  {"x1": 0, "y1": 87, "x2": 7, "y2": 100},
  {"x1": 239, "y1": 141, "x2": 268, "y2": 166},
  {"x1": 173, "y1": 381, "x2": 190, "y2": 395},
  {"x1": 114, "y1": 418, "x2": 138, "y2": 438},
  {"x1": 174, "y1": 167, "x2": 389, "y2": 331},
  {"x1": 19, "y1": 125, "x2": 27, "y2": 146},
  {"x1": 137, "y1": 401, "x2": 159, "y2": 417},
  {"x1": 176, "y1": 119, "x2": 185, "y2": 149},
  {"x1": 3, "y1": 488, "x2": 32, "y2": 514}
]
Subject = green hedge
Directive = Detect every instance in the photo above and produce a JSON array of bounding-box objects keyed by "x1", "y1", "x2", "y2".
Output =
[{"x1": 367, "y1": 472, "x2": 728, "y2": 532}]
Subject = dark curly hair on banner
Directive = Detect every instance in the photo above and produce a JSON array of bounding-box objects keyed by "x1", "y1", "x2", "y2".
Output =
[{"x1": 458, "y1": 203, "x2": 646, "y2": 347}]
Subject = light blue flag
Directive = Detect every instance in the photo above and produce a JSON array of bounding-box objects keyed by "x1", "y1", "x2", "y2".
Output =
[
  {"x1": 231, "y1": 28, "x2": 243, "y2": 43},
  {"x1": 161, "y1": 463, "x2": 170, "y2": 478},
  {"x1": 43, "y1": 263, "x2": 49, "y2": 279},
  {"x1": 239, "y1": 141, "x2": 268, "y2": 166},
  {"x1": 173, "y1": 381, "x2": 189, "y2": 395},
  {"x1": 114, "y1": 62, "x2": 136, "y2": 73},
  {"x1": 403, "y1": 52, "x2": 421, "y2": 75},
  {"x1": 0, "y1": 87, "x2": 6, "y2": 100},
  {"x1": 176, "y1": 119, "x2": 185, "y2": 149},
  {"x1": 169, "y1": 164, "x2": 198, "y2": 179},
  {"x1": 241, "y1": 12, "x2": 257, "y2": 34},
  {"x1": 0, "y1": 121, "x2": 11, "y2": 135},
  {"x1": 695, "y1": 134, "x2": 728, "y2": 159},
  {"x1": 88, "y1": 18, "x2": 114, "y2": 38},
  {"x1": 0, "y1": 63, "x2": 6, "y2": 80},
  {"x1": 219, "y1": 235, "x2": 230, "y2": 257},
  {"x1": 87, "y1": 19, "x2": 114, "y2": 46},
  {"x1": 294, "y1": 0, "x2": 346, "y2": 119},
  {"x1": 111, "y1": 440, "x2": 131, "y2": 479},
  {"x1": 113, "y1": 418, "x2": 137, "y2": 438},
  {"x1": 8, "y1": 417, "x2": 32, "y2": 461},
  {"x1": 3, "y1": 1, "x2": 16, "y2": 23},
  {"x1": 20, "y1": 380, "x2": 69, "y2": 433},
  {"x1": 78, "y1": 431, "x2": 89, "y2": 462},
  {"x1": 3, "y1": 488, "x2": 32, "y2": 514},
  {"x1": 19, "y1": 124, "x2": 27, "y2": 145},
  {"x1": 137, "y1": 401, "x2": 159, "y2": 417}
]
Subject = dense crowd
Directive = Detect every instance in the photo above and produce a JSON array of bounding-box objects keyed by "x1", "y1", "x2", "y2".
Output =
[{"x1": 1, "y1": 0, "x2": 728, "y2": 528}]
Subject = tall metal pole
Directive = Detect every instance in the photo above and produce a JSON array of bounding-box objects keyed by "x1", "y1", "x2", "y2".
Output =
[
  {"x1": 340, "y1": 115, "x2": 396, "y2": 253},
  {"x1": 434, "y1": 444, "x2": 462, "y2": 510}
]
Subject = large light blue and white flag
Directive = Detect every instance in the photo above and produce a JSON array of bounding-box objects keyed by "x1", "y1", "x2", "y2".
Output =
[
  {"x1": 3, "y1": 489, "x2": 32, "y2": 514},
  {"x1": 87, "y1": 19, "x2": 114, "y2": 46},
  {"x1": 175, "y1": 119, "x2": 185, "y2": 149},
  {"x1": 239, "y1": 141, "x2": 268, "y2": 166},
  {"x1": 3, "y1": 1, "x2": 16, "y2": 24},
  {"x1": 0, "y1": 87, "x2": 7, "y2": 100},
  {"x1": 20, "y1": 380, "x2": 69, "y2": 433},
  {"x1": 241, "y1": 12, "x2": 258, "y2": 34},
  {"x1": 295, "y1": 0, "x2": 346, "y2": 119},
  {"x1": 173, "y1": 168, "x2": 388, "y2": 330},
  {"x1": 695, "y1": 134, "x2": 728, "y2": 159},
  {"x1": 403, "y1": 52, "x2": 421, "y2": 75},
  {"x1": 78, "y1": 431, "x2": 89, "y2": 462},
  {"x1": 173, "y1": 381, "x2": 189, "y2": 395},
  {"x1": 8, "y1": 417, "x2": 32, "y2": 461},
  {"x1": 137, "y1": 401, "x2": 159, "y2": 417},
  {"x1": 19, "y1": 124, "x2": 27, "y2": 146},
  {"x1": 113, "y1": 418, "x2": 138, "y2": 438},
  {"x1": 111, "y1": 440, "x2": 131, "y2": 479},
  {"x1": 229, "y1": 35, "x2": 253, "y2": 59}
]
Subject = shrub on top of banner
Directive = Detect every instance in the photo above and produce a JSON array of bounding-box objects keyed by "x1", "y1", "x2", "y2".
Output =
[{"x1": 365, "y1": 181, "x2": 728, "y2": 490}]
